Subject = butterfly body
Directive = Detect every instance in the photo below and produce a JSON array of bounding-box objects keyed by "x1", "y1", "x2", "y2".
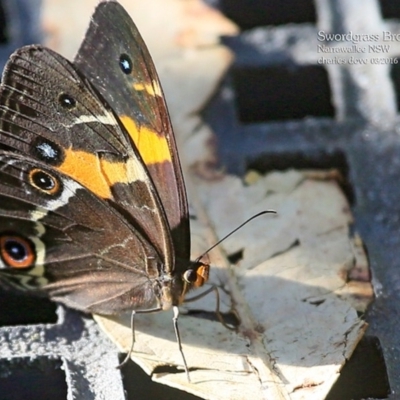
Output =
[{"x1": 0, "y1": 0, "x2": 208, "y2": 319}]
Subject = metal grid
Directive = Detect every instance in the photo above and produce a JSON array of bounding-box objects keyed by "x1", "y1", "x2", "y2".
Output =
[
  {"x1": 210, "y1": 0, "x2": 400, "y2": 398},
  {"x1": 1, "y1": 0, "x2": 399, "y2": 399}
]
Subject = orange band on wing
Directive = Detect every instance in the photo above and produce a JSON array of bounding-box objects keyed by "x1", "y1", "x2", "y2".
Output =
[
  {"x1": 56, "y1": 148, "x2": 132, "y2": 199},
  {"x1": 120, "y1": 115, "x2": 171, "y2": 165}
]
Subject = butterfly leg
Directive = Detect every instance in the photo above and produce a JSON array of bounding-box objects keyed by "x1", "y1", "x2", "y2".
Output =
[
  {"x1": 117, "y1": 310, "x2": 136, "y2": 369},
  {"x1": 172, "y1": 305, "x2": 191, "y2": 382}
]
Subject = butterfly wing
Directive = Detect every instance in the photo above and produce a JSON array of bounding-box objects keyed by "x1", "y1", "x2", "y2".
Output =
[
  {"x1": 0, "y1": 45, "x2": 180, "y2": 291},
  {"x1": 0, "y1": 46, "x2": 191, "y2": 313},
  {"x1": 74, "y1": 1, "x2": 190, "y2": 262},
  {"x1": 0, "y1": 151, "x2": 173, "y2": 314}
]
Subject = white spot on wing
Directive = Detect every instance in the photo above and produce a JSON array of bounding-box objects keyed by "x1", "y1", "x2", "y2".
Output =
[
  {"x1": 36, "y1": 142, "x2": 58, "y2": 160},
  {"x1": 30, "y1": 179, "x2": 81, "y2": 222},
  {"x1": 28, "y1": 235, "x2": 47, "y2": 287},
  {"x1": 152, "y1": 80, "x2": 162, "y2": 97},
  {"x1": 71, "y1": 113, "x2": 118, "y2": 127},
  {"x1": 125, "y1": 157, "x2": 149, "y2": 183}
]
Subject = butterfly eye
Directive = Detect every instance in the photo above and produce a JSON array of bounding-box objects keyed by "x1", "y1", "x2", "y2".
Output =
[
  {"x1": 119, "y1": 53, "x2": 133, "y2": 74},
  {"x1": 183, "y1": 269, "x2": 197, "y2": 283},
  {"x1": 0, "y1": 235, "x2": 35, "y2": 269},
  {"x1": 58, "y1": 93, "x2": 76, "y2": 109},
  {"x1": 29, "y1": 168, "x2": 61, "y2": 195}
]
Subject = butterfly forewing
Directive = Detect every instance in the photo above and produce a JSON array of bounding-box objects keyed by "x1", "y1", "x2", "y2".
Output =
[
  {"x1": 0, "y1": 46, "x2": 127, "y2": 156},
  {"x1": 74, "y1": 1, "x2": 191, "y2": 264}
]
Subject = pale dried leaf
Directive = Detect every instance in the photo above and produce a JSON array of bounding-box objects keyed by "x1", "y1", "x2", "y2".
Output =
[{"x1": 96, "y1": 170, "x2": 371, "y2": 400}]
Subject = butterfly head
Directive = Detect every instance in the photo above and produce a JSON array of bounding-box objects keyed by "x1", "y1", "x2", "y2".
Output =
[{"x1": 180, "y1": 260, "x2": 209, "y2": 301}]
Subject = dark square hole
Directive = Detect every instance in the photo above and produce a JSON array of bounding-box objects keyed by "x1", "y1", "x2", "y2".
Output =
[
  {"x1": 0, "y1": 0, "x2": 7, "y2": 44},
  {"x1": 390, "y1": 60, "x2": 400, "y2": 111},
  {"x1": 0, "y1": 290, "x2": 57, "y2": 326},
  {"x1": 326, "y1": 336, "x2": 391, "y2": 400},
  {"x1": 379, "y1": 0, "x2": 400, "y2": 19},
  {"x1": 0, "y1": 357, "x2": 67, "y2": 400},
  {"x1": 221, "y1": 0, "x2": 316, "y2": 30},
  {"x1": 232, "y1": 65, "x2": 335, "y2": 123}
]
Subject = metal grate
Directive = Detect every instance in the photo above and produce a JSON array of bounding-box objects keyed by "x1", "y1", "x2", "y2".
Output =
[{"x1": 1, "y1": 0, "x2": 399, "y2": 399}]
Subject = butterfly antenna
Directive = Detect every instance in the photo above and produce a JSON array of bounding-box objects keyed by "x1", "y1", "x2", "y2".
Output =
[{"x1": 195, "y1": 210, "x2": 276, "y2": 262}]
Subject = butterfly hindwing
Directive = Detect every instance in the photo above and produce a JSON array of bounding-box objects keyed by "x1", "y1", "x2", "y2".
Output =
[{"x1": 0, "y1": 151, "x2": 171, "y2": 313}]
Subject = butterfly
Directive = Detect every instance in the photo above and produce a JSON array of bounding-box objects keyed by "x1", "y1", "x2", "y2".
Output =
[{"x1": 0, "y1": 0, "x2": 210, "y2": 379}]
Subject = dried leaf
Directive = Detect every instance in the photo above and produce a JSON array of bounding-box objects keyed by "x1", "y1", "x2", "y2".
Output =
[{"x1": 95, "y1": 170, "x2": 371, "y2": 400}]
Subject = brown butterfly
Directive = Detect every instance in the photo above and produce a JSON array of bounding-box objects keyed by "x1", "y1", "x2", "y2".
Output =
[{"x1": 0, "y1": 0, "x2": 210, "y2": 379}]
